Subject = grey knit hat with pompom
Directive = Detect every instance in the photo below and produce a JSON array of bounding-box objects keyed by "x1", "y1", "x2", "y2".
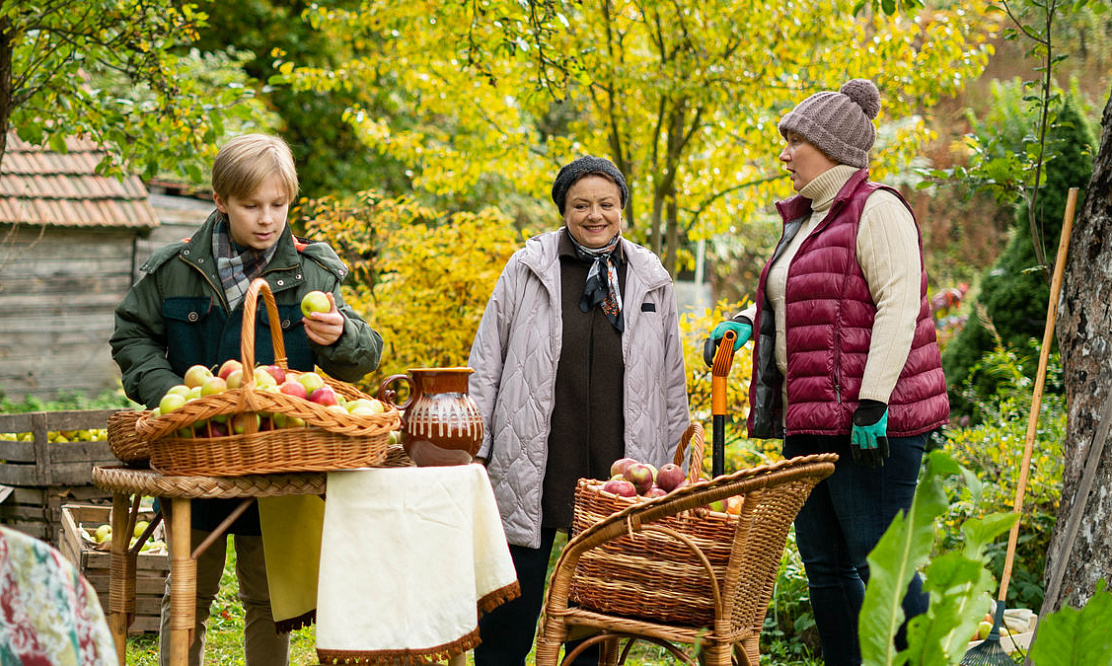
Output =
[{"x1": 778, "y1": 79, "x2": 881, "y2": 168}]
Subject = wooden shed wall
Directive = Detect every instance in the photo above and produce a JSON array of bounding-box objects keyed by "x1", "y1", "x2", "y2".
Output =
[{"x1": 0, "y1": 226, "x2": 136, "y2": 402}]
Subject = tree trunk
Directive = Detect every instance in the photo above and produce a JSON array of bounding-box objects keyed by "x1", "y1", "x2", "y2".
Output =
[
  {"x1": 1043, "y1": 86, "x2": 1112, "y2": 615},
  {"x1": 1, "y1": 18, "x2": 14, "y2": 170}
]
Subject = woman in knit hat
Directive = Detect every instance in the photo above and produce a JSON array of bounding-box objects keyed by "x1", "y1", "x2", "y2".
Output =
[
  {"x1": 467, "y1": 155, "x2": 690, "y2": 665},
  {"x1": 705, "y1": 79, "x2": 949, "y2": 665}
]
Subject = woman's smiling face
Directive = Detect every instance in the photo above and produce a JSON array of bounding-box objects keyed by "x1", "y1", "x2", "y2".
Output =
[{"x1": 563, "y1": 174, "x2": 623, "y2": 249}]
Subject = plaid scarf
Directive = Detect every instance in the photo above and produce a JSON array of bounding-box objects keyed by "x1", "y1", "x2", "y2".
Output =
[
  {"x1": 213, "y1": 216, "x2": 279, "y2": 311},
  {"x1": 569, "y1": 230, "x2": 624, "y2": 332}
]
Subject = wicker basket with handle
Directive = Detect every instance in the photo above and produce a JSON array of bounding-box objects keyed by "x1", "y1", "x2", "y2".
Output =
[
  {"x1": 106, "y1": 409, "x2": 152, "y2": 467},
  {"x1": 569, "y1": 422, "x2": 750, "y2": 627},
  {"x1": 135, "y1": 278, "x2": 399, "y2": 476}
]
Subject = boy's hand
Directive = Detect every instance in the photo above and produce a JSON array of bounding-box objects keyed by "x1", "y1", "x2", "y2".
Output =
[{"x1": 302, "y1": 292, "x2": 345, "y2": 346}]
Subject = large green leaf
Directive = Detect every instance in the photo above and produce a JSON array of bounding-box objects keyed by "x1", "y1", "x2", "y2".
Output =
[
  {"x1": 1030, "y1": 581, "x2": 1112, "y2": 666},
  {"x1": 860, "y1": 450, "x2": 958, "y2": 665}
]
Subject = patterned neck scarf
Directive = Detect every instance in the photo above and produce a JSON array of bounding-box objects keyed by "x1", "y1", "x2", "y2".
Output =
[
  {"x1": 568, "y1": 229, "x2": 624, "y2": 332},
  {"x1": 213, "y1": 215, "x2": 279, "y2": 311}
]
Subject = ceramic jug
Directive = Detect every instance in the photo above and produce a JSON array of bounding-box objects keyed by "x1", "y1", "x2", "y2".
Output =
[{"x1": 378, "y1": 367, "x2": 484, "y2": 466}]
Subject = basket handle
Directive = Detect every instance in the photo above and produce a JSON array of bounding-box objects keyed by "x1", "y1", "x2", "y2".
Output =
[
  {"x1": 672, "y1": 422, "x2": 706, "y2": 483},
  {"x1": 240, "y1": 278, "x2": 289, "y2": 388}
]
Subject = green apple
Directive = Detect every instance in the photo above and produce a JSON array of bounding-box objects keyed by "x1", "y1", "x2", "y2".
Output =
[
  {"x1": 95, "y1": 524, "x2": 112, "y2": 543},
  {"x1": 201, "y1": 376, "x2": 227, "y2": 397},
  {"x1": 159, "y1": 392, "x2": 187, "y2": 416},
  {"x1": 298, "y1": 372, "x2": 326, "y2": 395},
  {"x1": 301, "y1": 290, "x2": 331, "y2": 318},
  {"x1": 166, "y1": 384, "x2": 191, "y2": 399},
  {"x1": 253, "y1": 366, "x2": 278, "y2": 388},
  {"x1": 188, "y1": 386, "x2": 203, "y2": 400},
  {"x1": 346, "y1": 398, "x2": 386, "y2": 415},
  {"x1": 225, "y1": 369, "x2": 244, "y2": 389},
  {"x1": 183, "y1": 364, "x2": 214, "y2": 389},
  {"x1": 133, "y1": 520, "x2": 149, "y2": 539}
]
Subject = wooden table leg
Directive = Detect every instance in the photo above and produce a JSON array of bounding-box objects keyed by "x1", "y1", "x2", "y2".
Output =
[
  {"x1": 108, "y1": 493, "x2": 131, "y2": 665},
  {"x1": 169, "y1": 497, "x2": 194, "y2": 666},
  {"x1": 447, "y1": 653, "x2": 466, "y2": 666}
]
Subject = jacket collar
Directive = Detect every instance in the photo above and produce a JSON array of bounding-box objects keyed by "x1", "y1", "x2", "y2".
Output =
[
  {"x1": 183, "y1": 210, "x2": 301, "y2": 272},
  {"x1": 775, "y1": 167, "x2": 870, "y2": 224}
]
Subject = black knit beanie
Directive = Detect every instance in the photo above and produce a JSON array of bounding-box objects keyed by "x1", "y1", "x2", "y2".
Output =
[
  {"x1": 778, "y1": 79, "x2": 881, "y2": 168},
  {"x1": 551, "y1": 156, "x2": 629, "y2": 214}
]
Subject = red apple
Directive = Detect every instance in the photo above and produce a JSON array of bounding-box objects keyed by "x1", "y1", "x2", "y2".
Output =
[
  {"x1": 301, "y1": 290, "x2": 331, "y2": 318},
  {"x1": 183, "y1": 364, "x2": 213, "y2": 389},
  {"x1": 610, "y1": 457, "x2": 639, "y2": 479},
  {"x1": 309, "y1": 385, "x2": 339, "y2": 407},
  {"x1": 279, "y1": 380, "x2": 308, "y2": 400},
  {"x1": 600, "y1": 478, "x2": 637, "y2": 497},
  {"x1": 217, "y1": 359, "x2": 243, "y2": 381},
  {"x1": 261, "y1": 364, "x2": 286, "y2": 384},
  {"x1": 656, "y1": 463, "x2": 686, "y2": 492},
  {"x1": 623, "y1": 462, "x2": 655, "y2": 495},
  {"x1": 208, "y1": 421, "x2": 229, "y2": 438},
  {"x1": 645, "y1": 486, "x2": 668, "y2": 498},
  {"x1": 253, "y1": 366, "x2": 277, "y2": 388}
]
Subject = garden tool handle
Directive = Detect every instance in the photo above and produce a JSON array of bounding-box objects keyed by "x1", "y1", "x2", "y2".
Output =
[
  {"x1": 711, "y1": 329, "x2": 738, "y2": 417},
  {"x1": 710, "y1": 330, "x2": 737, "y2": 478},
  {"x1": 998, "y1": 187, "x2": 1076, "y2": 603}
]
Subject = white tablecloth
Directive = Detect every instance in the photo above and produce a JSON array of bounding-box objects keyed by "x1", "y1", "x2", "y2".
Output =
[{"x1": 315, "y1": 464, "x2": 519, "y2": 664}]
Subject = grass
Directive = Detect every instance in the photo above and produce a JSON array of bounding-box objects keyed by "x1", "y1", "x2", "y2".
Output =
[{"x1": 124, "y1": 535, "x2": 822, "y2": 665}]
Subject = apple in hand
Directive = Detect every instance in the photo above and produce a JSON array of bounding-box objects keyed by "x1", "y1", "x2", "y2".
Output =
[
  {"x1": 217, "y1": 359, "x2": 242, "y2": 381},
  {"x1": 183, "y1": 364, "x2": 214, "y2": 389},
  {"x1": 656, "y1": 463, "x2": 686, "y2": 492},
  {"x1": 601, "y1": 478, "x2": 637, "y2": 497},
  {"x1": 301, "y1": 290, "x2": 331, "y2": 318},
  {"x1": 610, "y1": 457, "x2": 639, "y2": 479},
  {"x1": 624, "y1": 462, "x2": 655, "y2": 495}
]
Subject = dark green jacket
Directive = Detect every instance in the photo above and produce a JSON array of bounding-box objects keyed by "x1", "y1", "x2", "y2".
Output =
[{"x1": 110, "y1": 211, "x2": 383, "y2": 533}]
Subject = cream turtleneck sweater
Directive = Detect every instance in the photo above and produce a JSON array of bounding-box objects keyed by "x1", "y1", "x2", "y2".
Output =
[{"x1": 740, "y1": 164, "x2": 922, "y2": 406}]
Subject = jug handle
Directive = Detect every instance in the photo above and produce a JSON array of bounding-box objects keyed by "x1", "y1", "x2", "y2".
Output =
[{"x1": 378, "y1": 374, "x2": 416, "y2": 410}]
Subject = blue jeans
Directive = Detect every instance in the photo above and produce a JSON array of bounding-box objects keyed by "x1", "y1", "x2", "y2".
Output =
[{"x1": 783, "y1": 433, "x2": 930, "y2": 666}]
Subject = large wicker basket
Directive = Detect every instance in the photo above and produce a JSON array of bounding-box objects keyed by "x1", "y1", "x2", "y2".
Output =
[
  {"x1": 135, "y1": 279, "x2": 400, "y2": 476},
  {"x1": 568, "y1": 423, "x2": 743, "y2": 627}
]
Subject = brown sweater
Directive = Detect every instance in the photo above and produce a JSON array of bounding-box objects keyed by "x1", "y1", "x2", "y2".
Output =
[{"x1": 541, "y1": 230, "x2": 627, "y2": 529}]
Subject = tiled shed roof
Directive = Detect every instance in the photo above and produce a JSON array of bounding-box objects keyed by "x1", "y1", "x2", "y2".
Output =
[{"x1": 0, "y1": 132, "x2": 158, "y2": 229}]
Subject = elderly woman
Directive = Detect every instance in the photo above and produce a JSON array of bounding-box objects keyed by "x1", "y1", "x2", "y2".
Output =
[
  {"x1": 706, "y1": 80, "x2": 948, "y2": 665},
  {"x1": 467, "y1": 155, "x2": 690, "y2": 665}
]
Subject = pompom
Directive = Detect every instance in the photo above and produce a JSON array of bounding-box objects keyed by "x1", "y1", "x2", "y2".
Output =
[{"x1": 841, "y1": 79, "x2": 881, "y2": 119}]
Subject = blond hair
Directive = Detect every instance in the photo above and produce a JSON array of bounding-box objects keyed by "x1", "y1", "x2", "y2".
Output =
[{"x1": 211, "y1": 134, "x2": 299, "y2": 201}]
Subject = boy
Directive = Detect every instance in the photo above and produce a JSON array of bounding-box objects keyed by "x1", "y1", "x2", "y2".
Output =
[{"x1": 110, "y1": 134, "x2": 382, "y2": 665}]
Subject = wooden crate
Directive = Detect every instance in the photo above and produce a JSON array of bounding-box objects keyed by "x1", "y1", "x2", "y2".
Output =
[
  {"x1": 59, "y1": 503, "x2": 168, "y2": 635},
  {"x1": 0, "y1": 409, "x2": 120, "y2": 543}
]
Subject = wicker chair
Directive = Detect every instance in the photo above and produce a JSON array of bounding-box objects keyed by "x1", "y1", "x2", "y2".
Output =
[{"x1": 535, "y1": 453, "x2": 837, "y2": 666}]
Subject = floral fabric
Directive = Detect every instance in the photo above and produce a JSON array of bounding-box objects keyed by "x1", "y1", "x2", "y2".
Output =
[{"x1": 0, "y1": 526, "x2": 118, "y2": 666}]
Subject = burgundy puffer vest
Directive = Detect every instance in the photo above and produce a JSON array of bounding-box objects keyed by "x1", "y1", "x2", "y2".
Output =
[{"x1": 746, "y1": 169, "x2": 949, "y2": 439}]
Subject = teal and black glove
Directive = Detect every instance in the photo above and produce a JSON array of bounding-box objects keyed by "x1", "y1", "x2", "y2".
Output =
[
  {"x1": 702, "y1": 319, "x2": 753, "y2": 366},
  {"x1": 851, "y1": 399, "x2": 890, "y2": 468}
]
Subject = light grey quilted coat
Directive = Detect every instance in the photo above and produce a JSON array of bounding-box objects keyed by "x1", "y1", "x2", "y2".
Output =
[{"x1": 467, "y1": 230, "x2": 690, "y2": 548}]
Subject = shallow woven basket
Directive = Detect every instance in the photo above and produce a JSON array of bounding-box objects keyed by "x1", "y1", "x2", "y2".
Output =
[
  {"x1": 106, "y1": 409, "x2": 152, "y2": 467},
  {"x1": 568, "y1": 423, "x2": 742, "y2": 627},
  {"x1": 135, "y1": 278, "x2": 400, "y2": 476}
]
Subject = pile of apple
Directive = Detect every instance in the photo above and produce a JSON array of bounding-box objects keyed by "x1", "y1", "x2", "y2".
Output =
[
  {"x1": 86, "y1": 520, "x2": 167, "y2": 554},
  {"x1": 154, "y1": 359, "x2": 391, "y2": 438},
  {"x1": 598, "y1": 457, "x2": 742, "y2": 515}
]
